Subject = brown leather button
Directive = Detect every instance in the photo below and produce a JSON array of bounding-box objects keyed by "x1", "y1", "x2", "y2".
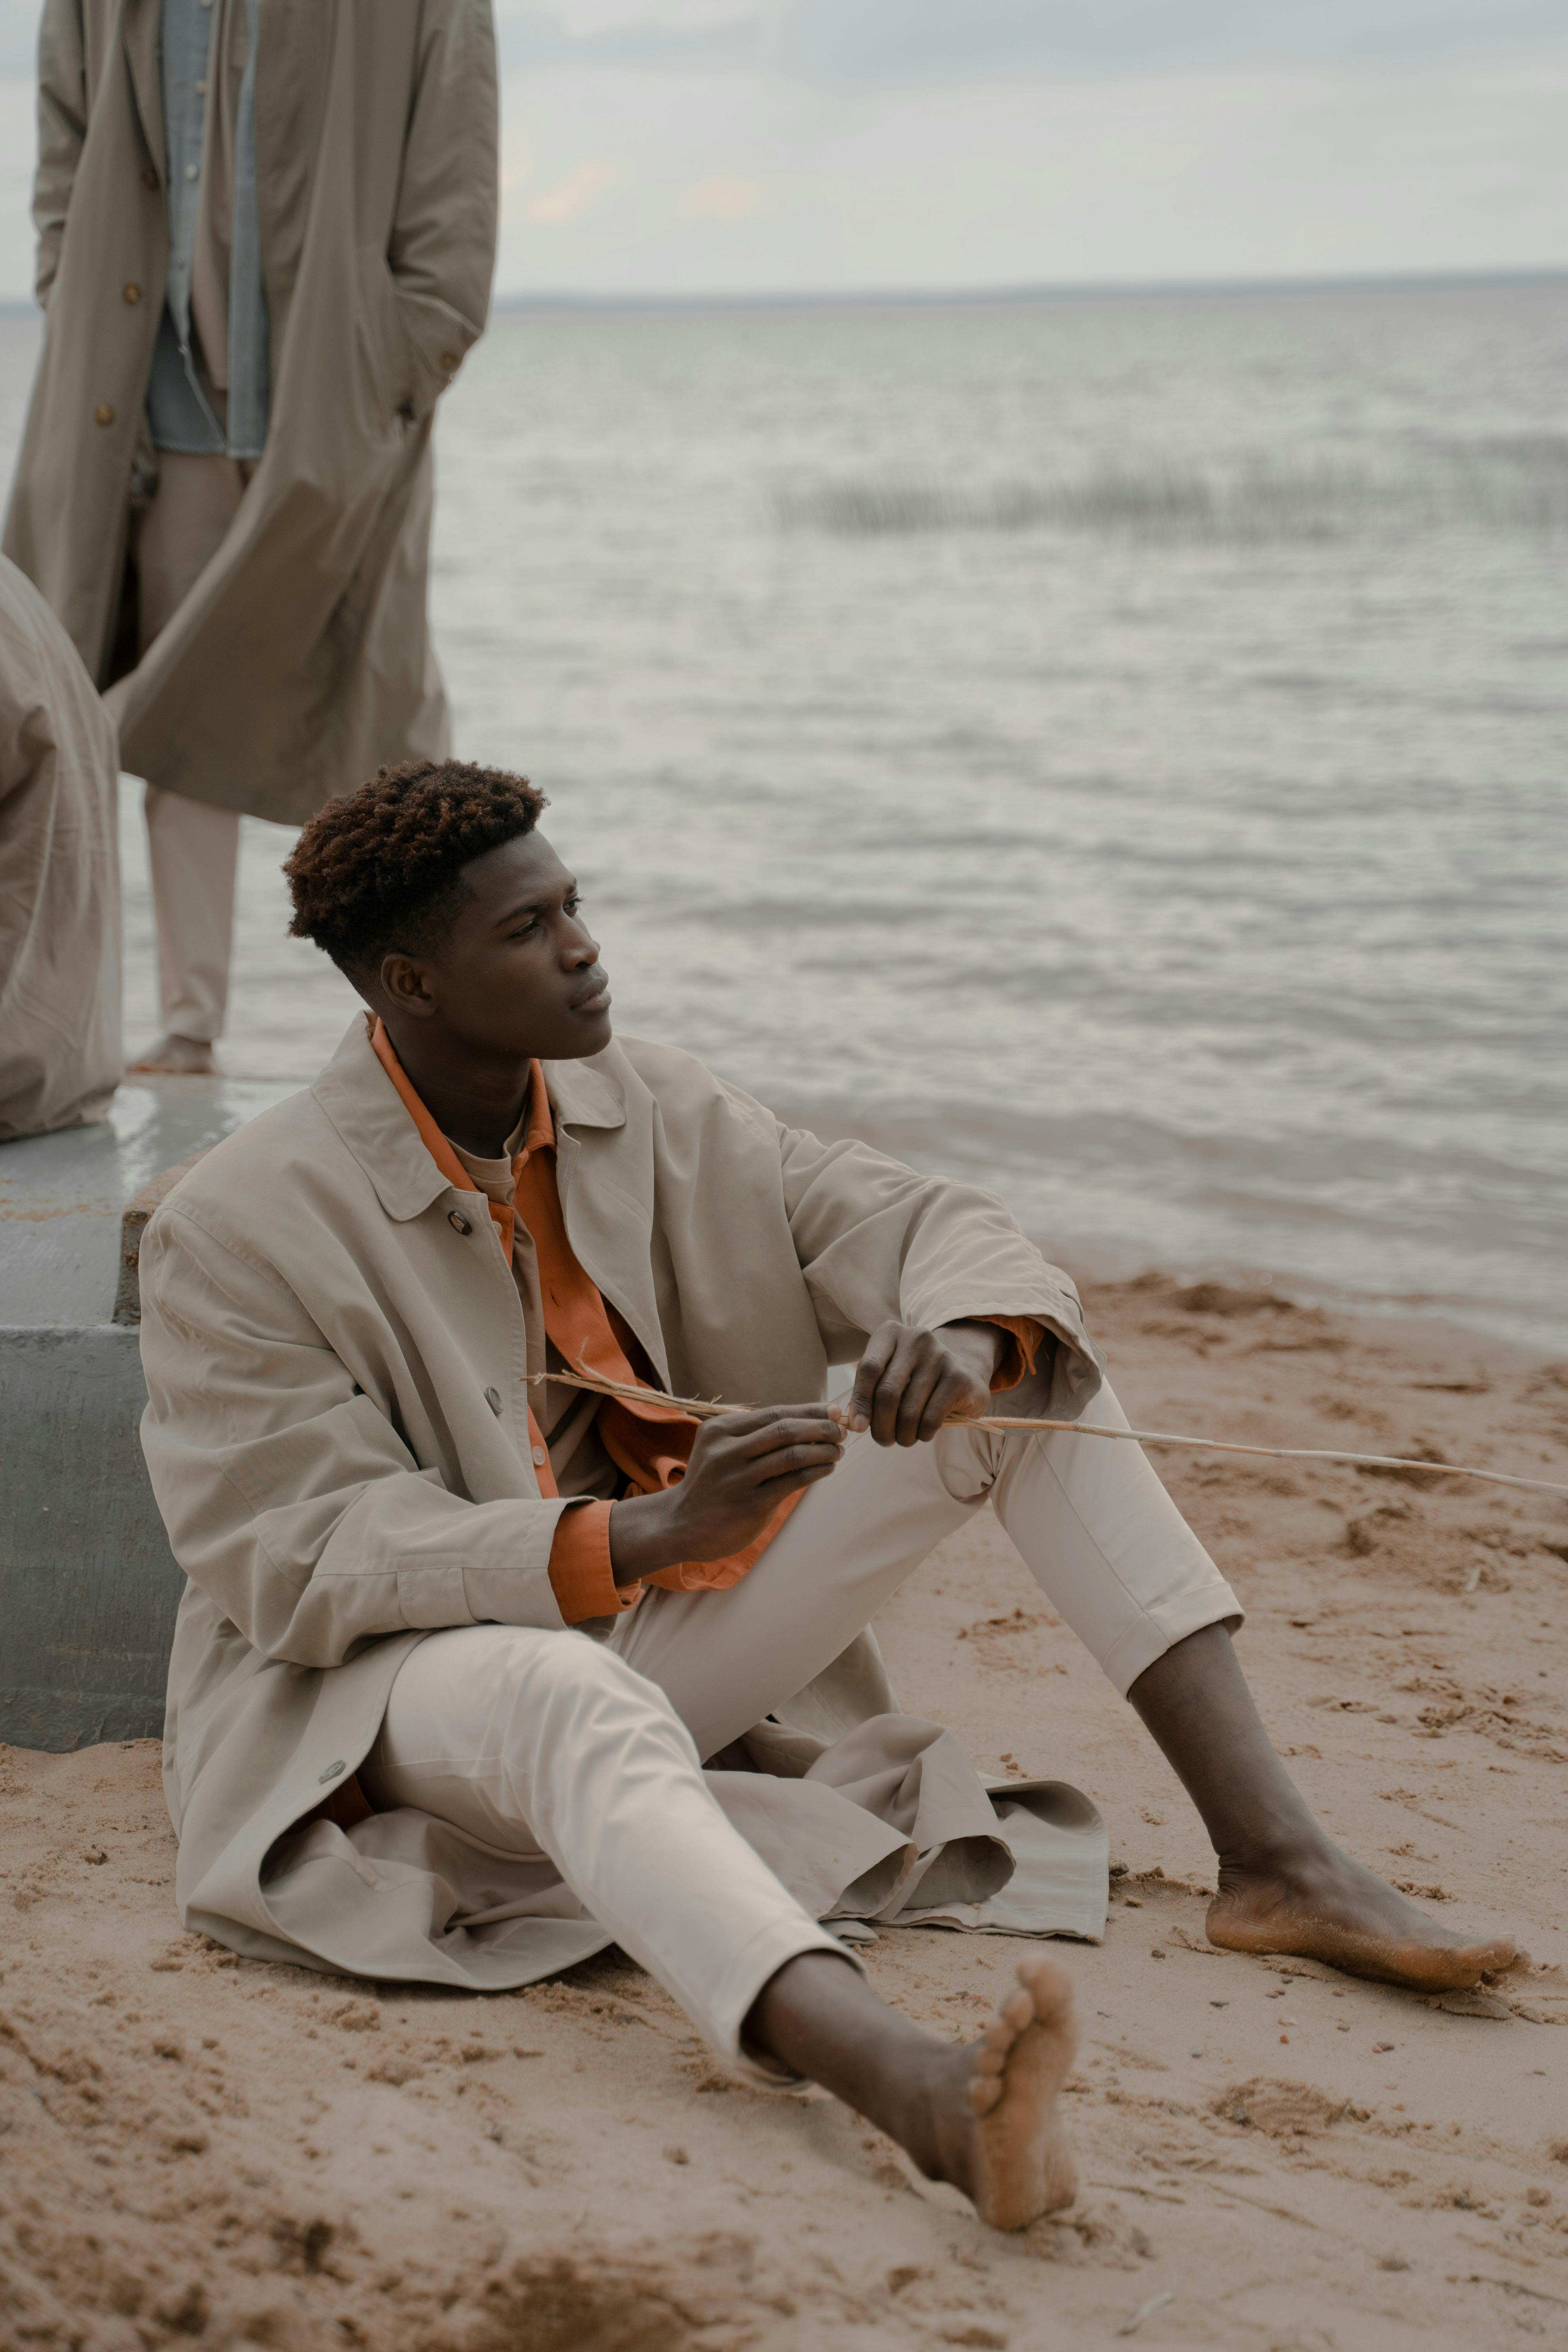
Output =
[
  {"x1": 93, "y1": 403, "x2": 114, "y2": 426},
  {"x1": 447, "y1": 1209, "x2": 472, "y2": 1235},
  {"x1": 439, "y1": 350, "x2": 459, "y2": 372},
  {"x1": 142, "y1": 166, "x2": 159, "y2": 191},
  {"x1": 123, "y1": 282, "x2": 142, "y2": 305}
]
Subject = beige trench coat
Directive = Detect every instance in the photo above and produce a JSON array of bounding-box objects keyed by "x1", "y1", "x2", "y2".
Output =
[
  {"x1": 0, "y1": 554, "x2": 121, "y2": 1138},
  {"x1": 139, "y1": 1019, "x2": 1109, "y2": 1986},
  {"x1": 2, "y1": 0, "x2": 497, "y2": 824}
]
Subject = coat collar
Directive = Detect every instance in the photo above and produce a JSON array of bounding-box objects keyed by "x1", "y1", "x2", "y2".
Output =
[{"x1": 311, "y1": 1017, "x2": 626, "y2": 1223}]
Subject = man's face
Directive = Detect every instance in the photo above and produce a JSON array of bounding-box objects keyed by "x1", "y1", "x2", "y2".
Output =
[{"x1": 378, "y1": 830, "x2": 613, "y2": 1062}]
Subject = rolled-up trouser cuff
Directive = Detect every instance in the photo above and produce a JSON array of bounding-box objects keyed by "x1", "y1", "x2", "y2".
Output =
[
  {"x1": 716, "y1": 1917, "x2": 869, "y2": 2089},
  {"x1": 1098, "y1": 1583, "x2": 1244, "y2": 1700}
]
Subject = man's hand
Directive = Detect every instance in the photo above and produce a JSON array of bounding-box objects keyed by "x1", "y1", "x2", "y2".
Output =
[
  {"x1": 608, "y1": 1404, "x2": 845, "y2": 1584},
  {"x1": 839, "y1": 1319, "x2": 1003, "y2": 1448}
]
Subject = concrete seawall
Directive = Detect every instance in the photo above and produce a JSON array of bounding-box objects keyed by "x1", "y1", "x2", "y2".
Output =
[{"x1": 0, "y1": 1078, "x2": 292, "y2": 1749}]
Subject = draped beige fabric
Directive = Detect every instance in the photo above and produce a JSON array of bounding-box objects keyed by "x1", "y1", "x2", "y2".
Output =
[{"x1": 0, "y1": 554, "x2": 121, "y2": 1140}]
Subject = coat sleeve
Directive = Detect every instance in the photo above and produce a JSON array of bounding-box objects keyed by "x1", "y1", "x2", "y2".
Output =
[
  {"x1": 385, "y1": 0, "x2": 499, "y2": 419},
  {"x1": 138, "y1": 1200, "x2": 568, "y2": 1669},
  {"x1": 34, "y1": 0, "x2": 87, "y2": 309},
  {"x1": 772, "y1": 1116, "x2": 1106, "y2": 1402}
]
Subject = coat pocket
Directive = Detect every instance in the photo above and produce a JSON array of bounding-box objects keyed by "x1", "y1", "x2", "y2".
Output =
[{"x1": 356, "y1": 245, "x2": 414, "y2": 423}]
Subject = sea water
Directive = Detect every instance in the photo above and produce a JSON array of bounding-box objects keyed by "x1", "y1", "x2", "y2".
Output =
[{"x1": 2, "y1": 279, "x2": 1564, "y2": 1347}]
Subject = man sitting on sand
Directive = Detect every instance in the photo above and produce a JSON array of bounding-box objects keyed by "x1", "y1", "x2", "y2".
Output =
[{"x1": 138, "y1": 760, "x2": 1514, "y2": 2232}]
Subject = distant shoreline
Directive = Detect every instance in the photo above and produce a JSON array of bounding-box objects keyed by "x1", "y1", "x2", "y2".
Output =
[{"x1": 1, "y1": 266, "x2": 1566, "y2": 321}]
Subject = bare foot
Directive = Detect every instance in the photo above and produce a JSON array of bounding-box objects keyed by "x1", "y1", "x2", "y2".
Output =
[
  {"x1": 1207, "y1": 1846, "x2": 1516, "y2": 1991},
  {"x1": 921, "y1": 1956, "x2": 1081, "y2": 2230},
  {"x1": 127, "y1": 1033, "x2": 220, "y2": 1076}
]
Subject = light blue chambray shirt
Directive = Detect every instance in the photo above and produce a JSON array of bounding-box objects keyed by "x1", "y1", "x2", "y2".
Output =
[{"x1": 145, "y1": 0, "x2": 270, "y2": 460}]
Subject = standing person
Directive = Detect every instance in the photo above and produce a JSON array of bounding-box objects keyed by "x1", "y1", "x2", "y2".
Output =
[
  {"x1": 2, "y1": 0, "x2": 499, "y2": 1075},
  {"x1": 0, "y1": 554, "x2": 121, "y2": 1138}
]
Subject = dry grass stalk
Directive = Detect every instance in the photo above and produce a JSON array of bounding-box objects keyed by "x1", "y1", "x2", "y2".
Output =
[{"x1": 526, "y1": 1368, "x2": 1568, "y2": 1500}]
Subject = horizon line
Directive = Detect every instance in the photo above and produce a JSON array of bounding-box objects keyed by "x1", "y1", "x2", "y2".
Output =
[
  {"x1": 494, "y1": 263, "x2": 1566, "y2": 309},
  {"x1": 0, "y1": 263, "x2": 1565, "y2": 320}
]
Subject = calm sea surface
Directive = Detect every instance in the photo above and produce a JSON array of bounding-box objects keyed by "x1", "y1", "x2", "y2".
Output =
[{"x1": 3, "y1": 280, "x2": 1565, "y2": 1348}]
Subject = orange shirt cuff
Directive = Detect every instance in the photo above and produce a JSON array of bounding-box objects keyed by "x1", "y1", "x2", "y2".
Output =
[
  {"x1": 981, "y1": 1314, "x2": 1049, "y2": 1395},
  {"x1": 547, "y1": 1499, "x2": 641, "y2": 1624}
]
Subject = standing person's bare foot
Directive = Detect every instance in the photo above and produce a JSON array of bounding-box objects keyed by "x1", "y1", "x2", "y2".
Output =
[
  {"x1": 1206, "y1": 1844, "x2": 1517, "y2": 1989},
  {"x1": 127, "y1": 1033, "x2": 220, "y2": 1076}
]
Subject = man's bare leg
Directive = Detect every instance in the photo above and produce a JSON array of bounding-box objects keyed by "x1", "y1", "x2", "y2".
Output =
[
  {"x1": 1129, "y1": 1624, "x2": 1515, "y2": 1988},
  {"x1": 748, "y1": 1950, "x2": 1080, "y2": 2232}
]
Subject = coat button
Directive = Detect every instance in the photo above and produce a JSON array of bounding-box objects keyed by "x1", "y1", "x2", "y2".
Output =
[
  {"x1": 93, "y1": 403, "x2": 114, "y2": 426},
  {"x1": 439, "y1": 350, "x2": 459, "y2": 372},
  {"x1": 317, "y1": 1759, "x2": 346, "y2": 1784},
  {"x1": 448, "y1": 1210, "x2": 472, "y2": 1235},
  {"x1": 142, "y1": 166, "x2": 159, "y2": 191},
  {"x1": 484, "y1": 1386, "x2": 502, "y2": 1415},
  {"x1": 531, "y1": 1445, "x2": 547, "y2": 1467},
  {"x1": 123, "y1": 282, "x2": 142, "y2": 304}
]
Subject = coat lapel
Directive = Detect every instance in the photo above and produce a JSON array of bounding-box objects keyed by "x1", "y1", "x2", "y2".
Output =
[
  {"x1": 122, "y1": 0, "x2": 166, "y2": 185},
  {"x1": 547, "y1": 1052, "x2": 671, "y2": 1390}
]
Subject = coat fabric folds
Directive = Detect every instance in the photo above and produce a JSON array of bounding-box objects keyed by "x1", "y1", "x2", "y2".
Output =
[
  {"x1": 138, "y1": 1019, "x2": 1111, "y2": 1989},
  {"x1": 0, "y1": 554, "x2": 121, "y2": 1139},
  {"x1": 2, "y1": 0, "x2": 498, "y2": 824}
]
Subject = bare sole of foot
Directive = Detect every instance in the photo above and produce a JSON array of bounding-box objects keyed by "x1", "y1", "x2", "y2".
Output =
[
  {"x1": 963, "y1": 1955, "x2": 1081, "y2": 2230},
  {"x1": 1207, "y1": 1858, "x2": 1516, "y2": 1992},
  {"x1": 126, "y1": 1034, "x2": 220, "y2": 1076}
]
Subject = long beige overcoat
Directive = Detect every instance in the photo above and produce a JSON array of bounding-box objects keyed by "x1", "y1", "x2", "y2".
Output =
[
  {"x1": 0, "y1": 554, "x2": 121, "y2": 1138},
  {"x1": 2, "y1": 0, "x2": 497, "y2": 823},
  {"x1": 138, "y1": 1020, "x2": 1110, "y2": 1987}
]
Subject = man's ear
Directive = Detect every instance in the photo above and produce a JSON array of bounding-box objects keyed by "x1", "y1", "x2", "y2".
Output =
[{"x1": 379, "y1": 952, "x2": 439, "y2": 1019}]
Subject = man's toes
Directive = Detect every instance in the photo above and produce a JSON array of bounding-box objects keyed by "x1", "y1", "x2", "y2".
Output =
[
  {"x1": 1016, "y1": 1954, "x2": 1075, "y2": 2024},
  {"x1": 999, "y1": 1988, "x2": 1034, "y2": 2032},
  {"x1": 973, "y1": 2047, "x2": 1006, "y2": 2078},
  {"x1": 982, "y1": 2015, "x2": 1016, "y2": 2054},
  {"x1": 967, "y1": 2074, "x2": 1003, "y2": 2115}
]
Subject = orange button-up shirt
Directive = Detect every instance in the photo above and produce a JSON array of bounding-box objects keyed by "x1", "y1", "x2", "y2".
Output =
[{"x1": 371, "y1": 1022, "x2": 1044, "y2": 1626}]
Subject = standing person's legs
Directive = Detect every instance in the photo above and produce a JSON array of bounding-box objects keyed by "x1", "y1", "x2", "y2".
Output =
[
  {"x1": 141, "y1": 788, "x2": 241, "y2": 1056},
  {"x1": 613, "y1": 1382, "x2": 1514, "y2": 1990},
  {"x1": 359, "y1": 1621, "x2": 1085, "y2": 2229},
  {"x1": 129, "y1": 452, "x2": 249, "y2": 1073}
]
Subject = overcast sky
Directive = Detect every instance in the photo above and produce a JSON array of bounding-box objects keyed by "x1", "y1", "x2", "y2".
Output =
[{"x1": 1, "y1": 0, "x2": 1564, "y2": 300}]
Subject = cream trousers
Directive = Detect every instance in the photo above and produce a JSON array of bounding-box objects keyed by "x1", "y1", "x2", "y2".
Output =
[
  {"x1": 360, "y1": 1379, "x2": 1239, "y2": 2067},
  {"x1": 136, "y1": 453, "x2": 252, "y2": 1044}
]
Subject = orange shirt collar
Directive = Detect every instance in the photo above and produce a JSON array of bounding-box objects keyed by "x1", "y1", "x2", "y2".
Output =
[{"x1": 370, "y1": 1016, "x2": 552, "y2": 1181}]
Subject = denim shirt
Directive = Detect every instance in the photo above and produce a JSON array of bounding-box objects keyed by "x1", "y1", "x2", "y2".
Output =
[{"x1": 145, "y1": 0, "x2": 270, "y2": 459}]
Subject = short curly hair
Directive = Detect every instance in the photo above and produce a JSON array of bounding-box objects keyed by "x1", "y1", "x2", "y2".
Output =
[{"x1": 285, "y1": 760, "x2": 548, "y2": 982}]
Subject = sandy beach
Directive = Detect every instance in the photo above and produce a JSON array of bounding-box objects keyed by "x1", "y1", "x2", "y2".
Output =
[{"x1": 4, "y1": 1271, "x2": 1566, "y2": 2350}]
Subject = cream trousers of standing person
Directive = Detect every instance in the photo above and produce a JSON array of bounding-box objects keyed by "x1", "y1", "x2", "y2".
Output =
[
  {"x1": 358, "y1": 1377, "x2": 1241, "y2": 2072},
  {"x1": 135, "y1": 452, "x2": 255, "y2": 1045}
]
